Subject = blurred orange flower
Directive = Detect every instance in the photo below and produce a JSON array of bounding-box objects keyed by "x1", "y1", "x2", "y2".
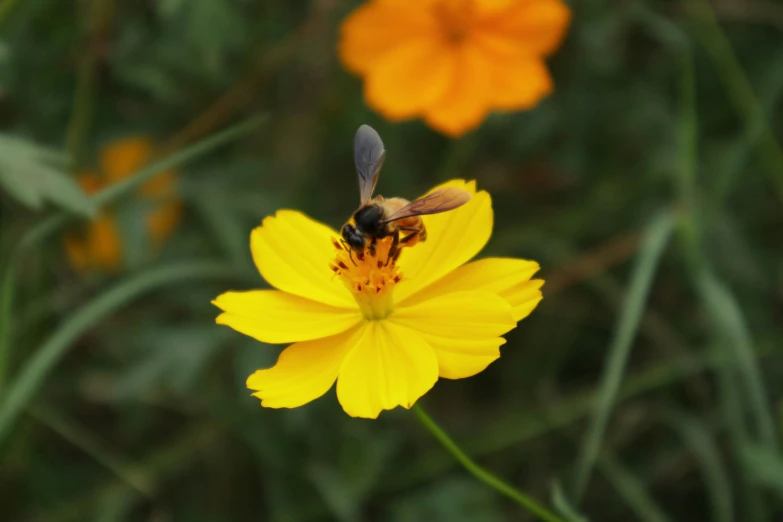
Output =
[
  {"x1": 64, "y1": 137, "x2": 181, "y2": 272},
  {"x1": 338, "y1": 0, "x2": 571, "y2": 137}
]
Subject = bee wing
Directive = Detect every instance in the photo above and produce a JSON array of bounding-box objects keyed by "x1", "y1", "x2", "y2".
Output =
[
  {"x1": 354, "y1": 125, "x2": 386, "y2": 205},
  {"x1": 382, "y1": 187, "x2": 472, "y2": 223}
]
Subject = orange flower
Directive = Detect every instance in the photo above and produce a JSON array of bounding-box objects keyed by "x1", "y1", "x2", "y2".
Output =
[
  {"x1": 64, "y1": 137, "x2": 181, "y2": 272},
  {"x1": 338, "y1": 0, "x2": 571, "y2": 137}
]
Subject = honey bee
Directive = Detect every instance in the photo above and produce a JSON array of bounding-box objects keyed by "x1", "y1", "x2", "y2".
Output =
[{"x1": 341, "y1": 125, "x2": 472, "y2": 263}]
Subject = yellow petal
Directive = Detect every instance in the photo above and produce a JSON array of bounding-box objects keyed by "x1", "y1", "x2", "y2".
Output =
[
  {"x1": 400, "y1": 257, "x2": 543, "y2": 321},
  {"x1": 390, "y1": 291, "x2": 515, "y2": 379},
  {"x1": 478, "y1": 0, "x2": 571, "y2": 58},
  {"x1": 394, "y1": 180, "x2": 492, "y2": 302},
  {"x1": 338, "y1": 2, "x2": 438, "y2": 75},
  {"x1": 247, "y1": 325, "x2": 363, "y2": 409},
  {"x1": 427, "y1": 337, "x2": 506, "y2": 379},
  {"x1": 214, "y1": 290, "x2": 362, "y2": 344},
  {"x1": 99, "y1": 137, "x2": 154, "y2": 184},
  {"x1": 250, "y1": 210, "x2": 355, "y2": 308},
  {"x1": 504, "y1": 279, "x2": 545, "y2": 321},
  {"x1": 336, "y1": 321, "x2": 438, "y2": 419},
  {"x1": 364, "y1": 37, "x2": 456, "y2": 121},
  {"x1": 422, "y1": 43, "x2": 493, "y2": 137}
]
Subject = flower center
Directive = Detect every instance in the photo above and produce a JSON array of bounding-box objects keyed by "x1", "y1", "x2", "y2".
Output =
[
  {"x1": 433, "y1": 0, "x2": 474, "y2": 44},
  {"x1": 330, "y1": 237, "x2": 402, "y2": 320}
]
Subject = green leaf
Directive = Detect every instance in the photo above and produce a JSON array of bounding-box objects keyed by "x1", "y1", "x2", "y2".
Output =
[{"x1": 0, "y1": 135, "x2": 96, "y2": 216}]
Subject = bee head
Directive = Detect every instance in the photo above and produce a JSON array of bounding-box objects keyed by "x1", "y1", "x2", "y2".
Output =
[{"x1": 341, "y1": 224, "x2": 366, "y2": 250}]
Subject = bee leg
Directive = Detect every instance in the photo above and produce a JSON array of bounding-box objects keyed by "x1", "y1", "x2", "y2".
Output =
[
  {"x1": 341, "y1": 239, "x2": 357, "y2": 266},
  {"x1": 369, "y1": 236, "x2": 377, "y2": 257},
  {"x1": 399, "y1": 226, "x2": 421, "y2": 245},
  {"x1": 385, "y1": 229, "x2": 401, "y2": 266}
]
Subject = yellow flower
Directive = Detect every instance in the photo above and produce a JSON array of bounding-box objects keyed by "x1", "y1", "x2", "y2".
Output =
[
  {"x1": 338, "y1": 0, "x2": 571, "y2": 137},
  {"x1": 213, "y1": 180, "x2": 543, "y2": 419},
  {"x1": 64, "y1": 137, "x2": 182, "y2": 272}
]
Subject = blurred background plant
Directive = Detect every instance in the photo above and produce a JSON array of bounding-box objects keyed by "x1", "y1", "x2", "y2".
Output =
[{"x1": 1, "y1": 0, "x2": 782, "y2": 521}]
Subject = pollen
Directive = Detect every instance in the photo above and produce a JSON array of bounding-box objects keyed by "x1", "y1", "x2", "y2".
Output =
[{"x1": 330, "y1": 236, "x2": 402, "y2": 320}]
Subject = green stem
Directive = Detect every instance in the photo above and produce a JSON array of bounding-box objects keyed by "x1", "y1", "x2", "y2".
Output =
[{"x1": 411, "y1": 404, "x2": 564, "y2": 522}]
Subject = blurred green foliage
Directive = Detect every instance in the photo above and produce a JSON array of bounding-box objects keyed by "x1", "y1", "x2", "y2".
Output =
[{"x1": 1, "y1": 0, "x2": 783, "y2": 521}]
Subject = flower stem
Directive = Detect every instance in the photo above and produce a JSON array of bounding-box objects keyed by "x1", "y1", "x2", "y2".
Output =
[{"x1": 411, "y1": 404, "x2": 564, "y2": 522}]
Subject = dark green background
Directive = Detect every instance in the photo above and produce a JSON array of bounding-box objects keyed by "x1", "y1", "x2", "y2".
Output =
[{"x1": 1, "y1": 0, "x2": 783, "y2": 520}]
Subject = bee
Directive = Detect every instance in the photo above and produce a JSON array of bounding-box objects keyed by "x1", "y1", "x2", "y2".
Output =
[{"x1": 341, "y1": 125, "x2": 472, "y2": 264}]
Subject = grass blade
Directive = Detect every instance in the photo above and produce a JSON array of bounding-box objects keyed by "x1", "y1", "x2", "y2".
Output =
[
  {"x1": 0, "y1": 114, "x2": 266, "y2": 390},
  {"x1": 713, "y1": 342, "x2": 769, "y2": 521},
  {"x1": 93, "y1": 114, "x2": 267, "y2": 207},
  {"x1": 0, "y1": 260, "x2": 238, "y2": 445},
  {"x1": 38, "y1": 424, "x2": 217, "y2": 522},
  {"x1": 669, "y1": 414, "x2": 734, "y2": 522},
  {"x1": 698, "y1": 271, "x2": 776, "y2": 450},
  {"x1": 388, "y1": 342, "x2": 779, "y2": 493},
  {"x1": 599, "y1": 453, "x2": 674, "y2": 522},
  {"x1": 572, "y1": 210, "x2": 675, "y2": 501},
  {"x1": 29, "y1": 404, "x2": 153, "y2": 496},
  {"x1": 551, "y1": 481, "x2": 589, "y2": 522},
  {"x1": 687, "y1": 0, "x2": 783, "y2": 203}
]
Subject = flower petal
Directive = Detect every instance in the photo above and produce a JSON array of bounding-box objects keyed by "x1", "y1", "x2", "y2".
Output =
[
  {"x1": 422, "y1": 44, "x2": 493, "y2": 136},
  {"x1": 426, "y1": 337, "x2": 506, "y2": 380},
  {"x1": 394, "y1": 180, "x2": 492, "y2": 302},
  {"x1": 472, "y1": 0, "x2": 517, "y2": 15},
  {"x1": 88, "y1": 215, "x2": 123, "y2": 270},
  {"x1": 247, "y1": 325, "x2": 363, "y2": 409},
  {"x1": 213, "y1": 290, "x2": 362, "y2": 344},
  {"x1": 504, "y1": 279, "x2": 545, "y2": 321},
  {"x1": 478, "y1": 0, "x2": 571, "y2": 58},
  {"x1": 99, "y1": 137, "x2": 154, "y2": 184},
  {"x1": 400, "y1": 257, "x2": 543, "y2": 321},
  {"x1": 338, "y1": 2, "x2": 438, "y2": 75},
  {"x1": 64, "y1": 237, "x2": 88, "y2": 271},
  {"x1": 146, "y1": 202, "x2": 182, "y2": 246},
  {"x1": 336, "y1": 321, "x2": 438, "y2": 419},
  {"x1": 250, "y1": 210, "x2": 355, "y2": 308},
  {"x1": 486, "y1": 58, "x2": 553, "y2": 111},
  {"x1": 364, "y1": 37, "x2": 456, "y2": 121},
  {"x1": 390, "y1": 291, "x2": 515, "y2": 379}
]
